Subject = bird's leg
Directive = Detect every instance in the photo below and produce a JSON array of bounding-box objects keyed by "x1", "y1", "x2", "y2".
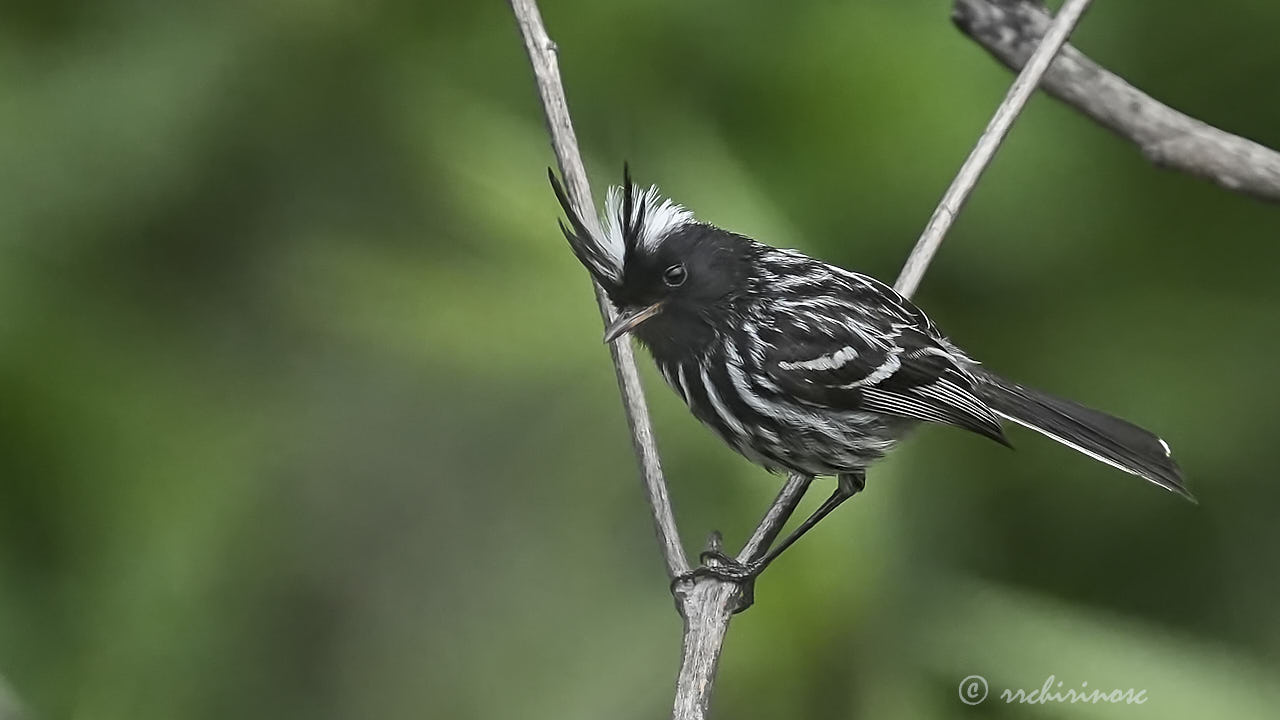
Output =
[
  {"x1": 733, "y1": 472, "x2": 814, "y2": 560},
  {"x1": 670, "y1": 474, "x2": 812, "y2": 612},
  {"x1": 676, "y1": 471, "x2": 865, "y2": 591},
  {"x1": 742, "y1": 470, "x2": 864, "y2": 572},
  {"x1": 694, "y1": 472, "x2": 814, "y2": 571}
]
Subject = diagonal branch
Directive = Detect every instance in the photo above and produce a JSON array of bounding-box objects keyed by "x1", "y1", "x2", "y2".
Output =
[
  {"x1": 896, "y1": 0, "x2": 1094, "y2": 298},
  {"x1": 953, "y1": 0, "x2": 1280, "y2": 203},
  {"x1": 509, "y1": 0, "x2": 689, "y2": 579}
]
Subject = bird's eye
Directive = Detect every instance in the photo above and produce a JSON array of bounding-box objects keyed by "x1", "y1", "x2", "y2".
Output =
[{"x1": 663, "y1": 264, "x2": 687, "y2": 287}]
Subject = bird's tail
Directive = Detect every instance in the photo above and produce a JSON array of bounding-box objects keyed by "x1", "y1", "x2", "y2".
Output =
[{"x1": 969, "y1": 367, "x2": 1191, "y2": 500}]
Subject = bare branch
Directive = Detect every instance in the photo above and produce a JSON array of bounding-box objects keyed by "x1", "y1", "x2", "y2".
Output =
[
  {"x1": 509, "y1": 0, "x2": 689, "y2": 578},
  {"x1": 953, "y1": 0, "x2": 1280, "y2": 203},
  {"x1": 670, "y1": 580, "x2": 738, "y2": 720},
  {"x1": 895, "y1": 0, "x2": 1094, "y2": 298}
]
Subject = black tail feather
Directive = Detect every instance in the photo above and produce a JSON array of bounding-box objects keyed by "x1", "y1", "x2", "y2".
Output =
[{"x1": 971, "y1": 368, "x2": 1192, "y2": 501}]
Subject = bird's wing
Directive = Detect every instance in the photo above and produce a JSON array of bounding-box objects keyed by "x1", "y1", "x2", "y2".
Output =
[{"x1": 755, "y1": 272, "x2": 1008, "y2": 445}]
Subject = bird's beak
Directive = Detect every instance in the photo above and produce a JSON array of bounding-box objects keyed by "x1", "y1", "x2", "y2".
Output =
[{"x1": 603, "y1": 302, "x2": 664, "y2": 343}]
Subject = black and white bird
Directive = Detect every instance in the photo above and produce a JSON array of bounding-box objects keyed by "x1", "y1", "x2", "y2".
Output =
[{"x1": 551, "y1": 167, "x2": 1190, "y2": 579}]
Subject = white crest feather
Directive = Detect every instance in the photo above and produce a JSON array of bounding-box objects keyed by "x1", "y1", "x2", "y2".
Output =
[{"x1": 601, "y1": 184, "x2": 696, "y2": 262}]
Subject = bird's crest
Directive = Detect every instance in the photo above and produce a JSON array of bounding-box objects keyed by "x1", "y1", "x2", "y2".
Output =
[{"x1": 549, "y1": 165, "x2": 694, "y2": 290}]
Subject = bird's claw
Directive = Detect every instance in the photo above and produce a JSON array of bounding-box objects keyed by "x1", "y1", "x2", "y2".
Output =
[
  {"x1": 696, "y1": 549, "x2": 764, "y2": 581},
  {"x1": 670, "y1": 550, "x2": 764, "y2": 613}
]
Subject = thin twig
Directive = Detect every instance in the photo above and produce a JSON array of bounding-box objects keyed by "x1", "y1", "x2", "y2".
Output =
[
  {"x1": 953, "y1": 0, "x2": 1280, "y2": 203},
  {"x1": 896, "y1": 0, "x2": 1094, "y2": 298},
  {"x1": 509, "y1": 0, "x2": 689, "y2": 578}
]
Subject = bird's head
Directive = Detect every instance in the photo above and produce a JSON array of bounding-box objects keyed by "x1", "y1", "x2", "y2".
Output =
[{"x1": 550, "y1": 166, "x2": 753, "y2": 347}]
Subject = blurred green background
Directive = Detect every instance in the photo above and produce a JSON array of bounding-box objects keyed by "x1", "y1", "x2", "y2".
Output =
[{"x1": 2, "y1": 0, "x2": 1278, "y2": 718}]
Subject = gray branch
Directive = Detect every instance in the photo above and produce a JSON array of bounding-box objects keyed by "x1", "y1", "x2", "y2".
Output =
[
  {"x1": 509, "y1": 0, "x2": 689, "y2": 581},
  {"x1": 510, "y1": 0, "x2": 1088, "y2": 717},
  {"x1": 896, "y1": 0, "x2": 1094, "y2": 298},
  {"x1": 953, "y1": 0, "x2": 1280, "y2": 203}
]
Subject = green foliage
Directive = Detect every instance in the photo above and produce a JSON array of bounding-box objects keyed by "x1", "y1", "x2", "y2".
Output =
[{"x1": 1, "y1": 1, "x2": 1278, "y2": 718}]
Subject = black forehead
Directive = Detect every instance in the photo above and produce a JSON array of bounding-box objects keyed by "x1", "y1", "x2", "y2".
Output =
[
  {"x1": 635, "y1": 223, "x2": 737, "y2": 267},
  {"x1": 615, "y1": 223, "x2": 751, "y2": 303}
]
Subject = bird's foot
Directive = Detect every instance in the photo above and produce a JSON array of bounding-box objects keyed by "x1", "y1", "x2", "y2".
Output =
[
  {"x1": 694, "y1": 548, "x2": 765, "y2": 583},
  {"x1": 669, "y1": 532, "x2": 763, "y2": 613}
]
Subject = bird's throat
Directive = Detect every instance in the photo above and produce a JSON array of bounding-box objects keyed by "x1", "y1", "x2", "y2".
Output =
[{"x1": 633, "y1": 309, "x2": 719, "y2": 365}]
